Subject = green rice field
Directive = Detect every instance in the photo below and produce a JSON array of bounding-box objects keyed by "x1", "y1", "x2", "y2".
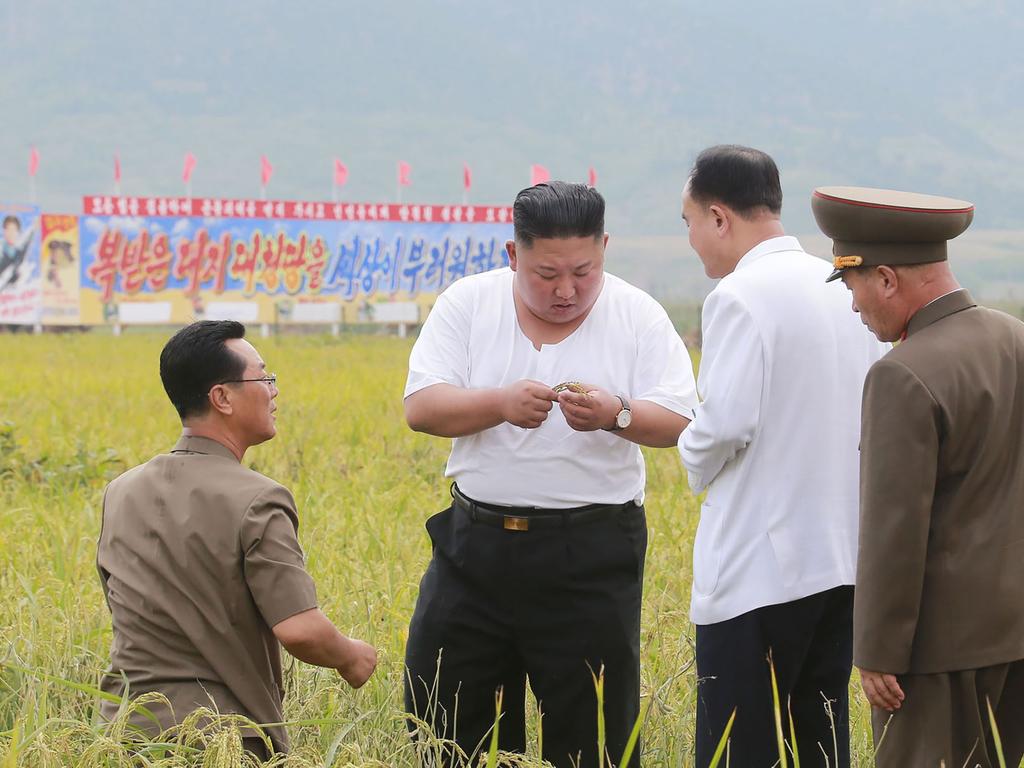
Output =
[{"x1": 0, "y1": 332, "x2": 877, "y2": 766}]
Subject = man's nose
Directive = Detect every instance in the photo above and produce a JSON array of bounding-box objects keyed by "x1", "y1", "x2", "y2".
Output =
[{"x1": 554, "y1": 279, "x2": 575, "y2": 298}]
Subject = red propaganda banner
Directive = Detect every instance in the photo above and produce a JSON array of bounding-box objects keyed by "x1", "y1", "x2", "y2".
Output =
[{"x1": 82, "y1": 196, "x2": 514, "y2": 225}]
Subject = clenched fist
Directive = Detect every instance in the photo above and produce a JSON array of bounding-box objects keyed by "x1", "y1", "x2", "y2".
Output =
[{"x1": 338, "y1": 639, "x2": 379, "y2": 689}]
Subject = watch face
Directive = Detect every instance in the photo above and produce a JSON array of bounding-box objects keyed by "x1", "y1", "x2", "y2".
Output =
[{"x1": 616, "y1": 408, "x2": 632, "y2": 429}]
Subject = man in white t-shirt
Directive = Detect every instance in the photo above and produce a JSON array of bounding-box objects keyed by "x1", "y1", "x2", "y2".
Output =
[
  {"x1": 403, "y1": 181, "x2": 698, "y2": 768},
  {"x1": 677, "y1": 146, "x2": 888, "y2": 767}
]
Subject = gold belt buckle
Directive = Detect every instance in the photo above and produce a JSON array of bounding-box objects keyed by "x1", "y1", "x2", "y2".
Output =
[{"x1": 503, "y1": 516, "x2": 529, "y2": 532}]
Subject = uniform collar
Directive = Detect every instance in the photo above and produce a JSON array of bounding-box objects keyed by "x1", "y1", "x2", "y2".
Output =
[
  {"x1": 734, "y1": 236, "x2": 803, "y2": 271},
  {"x1": 171, "y1": 434, "x2": 240, "y2": 462},
  {"x1": 906, "y1": 289, "x2": 976, "y2": 338}
]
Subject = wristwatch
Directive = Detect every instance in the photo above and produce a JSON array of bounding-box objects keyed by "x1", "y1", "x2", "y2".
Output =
[{"x1": 604, "y1": 395, "x2": 632, "y2": 432}]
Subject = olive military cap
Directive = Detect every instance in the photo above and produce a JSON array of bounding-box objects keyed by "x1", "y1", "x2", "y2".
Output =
[{"x1": 811, "y1": 186, "x2": 974, "y2": 282}]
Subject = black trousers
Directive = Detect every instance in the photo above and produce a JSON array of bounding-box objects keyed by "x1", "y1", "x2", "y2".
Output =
[
  {"x1": 695, "y1": 585, "x2": 854, "y2": 768},
  {"x1": 404, "y1": 495, "x2": 647, "y2": 768}
]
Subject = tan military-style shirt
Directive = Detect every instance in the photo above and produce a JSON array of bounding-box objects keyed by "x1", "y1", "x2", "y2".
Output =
[
  {"x1": 97, "y1": 435, "x2": 318, "y2": 752},
  {"x1": 855, "y1": 290, "x2": 1024, "y2": 674}
]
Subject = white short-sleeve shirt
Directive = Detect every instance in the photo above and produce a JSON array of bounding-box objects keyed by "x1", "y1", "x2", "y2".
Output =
[{"x1": 405, "y1": 267, "x2": 697, "y2": 507}]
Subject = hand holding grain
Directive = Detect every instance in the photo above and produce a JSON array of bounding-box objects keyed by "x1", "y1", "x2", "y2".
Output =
[
  {"x1": 500, "y1": 380, "x2": 558, "y2": 428},
  {"x1": 557, "y1": 384, "x2": 618, "y2": 432}
]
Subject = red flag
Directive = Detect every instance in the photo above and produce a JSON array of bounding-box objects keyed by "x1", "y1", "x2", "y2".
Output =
[
  {"x1": 334, "y1": 158, "x2": 348, "y2": 187},
  {"x1": 182, "y1": 152, "x2": 197, "y2": 183},
  {"x1": 398, "y1": 161, "x2": 412, "y2": 187},
  {"x1": 28, "y1": 147, "x2": 39, "y2": 177},
  {"x1": 463, "y1": 163, "x2": 472, "y2": 191},
  {"x1": 530, "y1": 164, "x2": 550, "y2": 186},
  {"x1": 260, "y1": 155, "x2": 273, "y2": 186},
  {"x1": 114, "y1": 154, "x2": 122, "y2": 183},
  {"x1": 588, "y1": 167, "x2": 598, "y2": 188}
]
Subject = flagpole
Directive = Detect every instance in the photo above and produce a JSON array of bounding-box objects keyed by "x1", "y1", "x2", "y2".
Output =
[
  {"x1": 29, "y1": 177, "x2": 35, "y2": 204},
  {"x1": 260, "y1": 184, "x2": 267, "y2": 201}
]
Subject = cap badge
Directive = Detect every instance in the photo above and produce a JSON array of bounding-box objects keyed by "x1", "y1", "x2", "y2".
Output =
[{"x1": 832, "y1": 255, "x2": 864, "y2": 270}]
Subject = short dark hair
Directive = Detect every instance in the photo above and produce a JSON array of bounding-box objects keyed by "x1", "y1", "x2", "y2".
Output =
[
  {"x1": 159, "y1": 320, "x2": 247, "y2": 419},
  {"x1": 687, "y1": 145, "x2": 783, "y2": 217},
  {"x1": 3, "y1": 215, "x2": 20, "y2": 229},
  {"x1": 512, "y1": 181, "x2": 604, "y2": 247}
]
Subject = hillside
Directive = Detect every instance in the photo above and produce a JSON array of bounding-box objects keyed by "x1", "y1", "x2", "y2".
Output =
[{"x1": 2, "y1": 1, "x2": 1022, "y2": 297}]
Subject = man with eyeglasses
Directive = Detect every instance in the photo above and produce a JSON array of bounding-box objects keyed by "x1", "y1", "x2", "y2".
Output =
[{"x1": 96, "y1": 320, "x2": 377, "y2": 757}]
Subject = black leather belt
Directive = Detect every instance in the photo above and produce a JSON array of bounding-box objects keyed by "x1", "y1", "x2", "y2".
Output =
[{"x1": 450, "y1": 484, "x2": 637, "y2": 532}]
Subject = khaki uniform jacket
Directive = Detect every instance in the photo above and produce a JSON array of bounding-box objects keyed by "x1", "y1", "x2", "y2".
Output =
[
  {"x1": 97, "y1": 435, "x2": 318, "y2": 752},
  {"x1": 855, "y1": 290, "x2": 1024, "y2": 674}
]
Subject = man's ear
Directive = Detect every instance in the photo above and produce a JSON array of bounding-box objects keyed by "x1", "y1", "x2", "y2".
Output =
[
  {"x1": 207, "y1": 384, "x2": 233, "y2": 416},
  {"x1": 709, "y1": 204, "x2": 730, "y2": 238},
  {"x1": 506, "y1": 240, "x2": 518, "y2": 272},
  {"x1": 877, "y1": 265, "x2": 899, "y2": 297}
]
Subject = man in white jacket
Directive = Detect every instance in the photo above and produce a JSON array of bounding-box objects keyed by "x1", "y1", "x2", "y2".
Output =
[{"x1": 678, "y1": 146, "x2": 887, "y2": 767}]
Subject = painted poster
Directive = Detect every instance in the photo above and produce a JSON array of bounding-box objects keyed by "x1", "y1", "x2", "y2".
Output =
[
  {"x1": 0, "y1": 202, "x2": 42, "y2": 325},
  {"x1": 40, "y1": 214, "x2": 81, "y2": 324}
]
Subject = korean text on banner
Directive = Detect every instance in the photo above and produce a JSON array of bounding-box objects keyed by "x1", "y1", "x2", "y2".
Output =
[{"x1": 78, "y1": 205, "x2": 512, "y2": 325}]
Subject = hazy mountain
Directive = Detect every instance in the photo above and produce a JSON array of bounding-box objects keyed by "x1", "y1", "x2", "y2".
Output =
[{"x1": 2, "y1": 0, "x2": 1022, "y2": 297}]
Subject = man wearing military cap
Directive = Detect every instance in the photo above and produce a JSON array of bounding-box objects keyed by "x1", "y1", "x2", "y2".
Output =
[{"x1": 815, "y1": 186, "x2": 1024, "y2": 767}]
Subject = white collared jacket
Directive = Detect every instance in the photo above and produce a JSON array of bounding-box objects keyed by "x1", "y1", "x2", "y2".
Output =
[{"x1": 679, "y1": 236, "x2": 888, "y2": 625}]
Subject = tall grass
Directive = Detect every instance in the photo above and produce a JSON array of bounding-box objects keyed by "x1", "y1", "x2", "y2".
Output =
[{"x1": 0, "y1": 333, "x2": 877, "y2": 766}]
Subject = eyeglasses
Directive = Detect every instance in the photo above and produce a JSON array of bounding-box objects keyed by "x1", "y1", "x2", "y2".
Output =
[{"x1": 221, "y1": 373, "x2": 277, "y2": 387}]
